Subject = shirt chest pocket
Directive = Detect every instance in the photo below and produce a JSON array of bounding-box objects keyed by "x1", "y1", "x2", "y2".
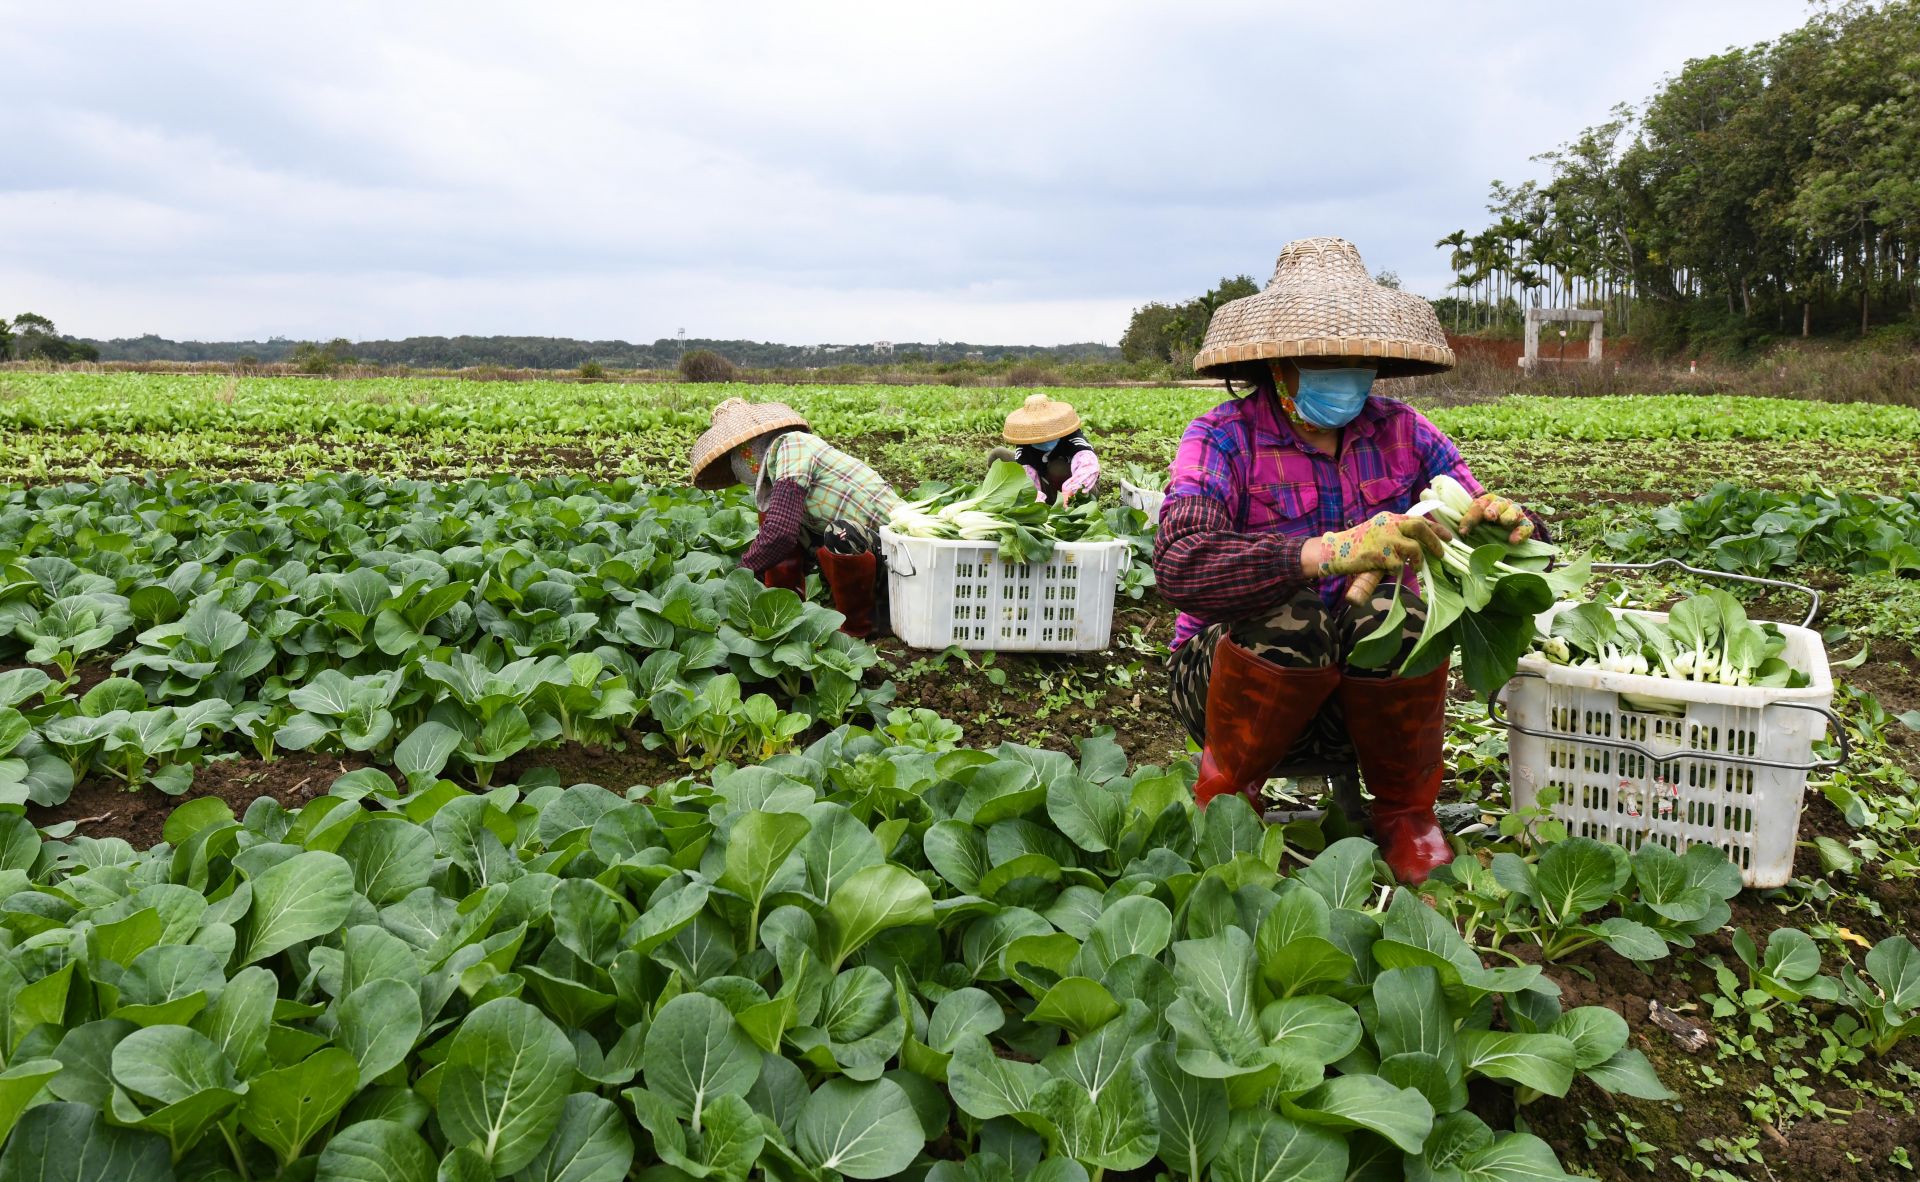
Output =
[
  {"x1": 1247, "y1": 479, "x2": 1319, "y2": 532},
  {"x1": 1358, "y1": 472, "x2": 1418, "y2": 521}
]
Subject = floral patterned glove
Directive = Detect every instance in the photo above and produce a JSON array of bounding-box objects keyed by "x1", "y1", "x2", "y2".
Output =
[
  {"x1": 1314, "y1": 512, "x2": 1448, "y2": 576},
  {"x1": 1459, "y1": 493, "x2": 1533, "y2": 544}
]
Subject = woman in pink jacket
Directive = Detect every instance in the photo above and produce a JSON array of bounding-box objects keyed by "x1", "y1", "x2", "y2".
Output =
[
  {"x1": 1151, "y1": 238, "x2": 1542, "y2": 884},
  {"x1": 987, "y1": 394, "x2": 1101, "y2": 504}
]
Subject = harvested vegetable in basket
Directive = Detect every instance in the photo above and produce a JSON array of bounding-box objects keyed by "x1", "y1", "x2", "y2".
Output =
[
  {"x1": 1351, "y1": 475, "x2": 1590, "y2": 698},
  {"x1": 1117, "y1": 461, "x2": 1169, "y2": 491},
  {"x1": 888, "y1": 460, "x2": 1116, "y2": 562},
  {"x1": 1535, "y1": 590, "x2": 1812, "y2": 699}
]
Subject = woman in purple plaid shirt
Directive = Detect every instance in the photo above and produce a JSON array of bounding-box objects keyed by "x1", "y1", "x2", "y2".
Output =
[{"x1": 1151, "y1": 238, "x2": 1542, "y2": 885}]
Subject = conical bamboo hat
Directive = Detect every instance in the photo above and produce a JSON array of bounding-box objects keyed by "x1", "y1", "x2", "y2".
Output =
[
  {"x1": 1193, "y1": 237, "x2": 1454, "y2": 377},
  {"x1": 689, "y1": 398, "x2": 810, "y2": 489},
  {"x1": 1001, "y1": 394, "x2": 1081, "y2": 445}
]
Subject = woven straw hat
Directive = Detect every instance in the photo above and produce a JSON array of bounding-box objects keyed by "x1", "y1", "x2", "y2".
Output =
[
  {"x1": 1002, "y1": 394, "x2": 1081, "y2": 445},
  {"x1": 1193, "y1": 237, "x2": 1454, "y2": 378},
  {"x1": 690, "y1": 398, "x2": 810, "y2": 489}
]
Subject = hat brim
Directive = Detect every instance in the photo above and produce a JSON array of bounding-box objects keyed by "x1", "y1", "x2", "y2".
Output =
[
  {"x1": 1003, "y1": 414, "x2": 1081, "y2": 445},
  {"x1": 693, "y1": 455, "x2": 744, "y2": 490},
  {"x1": 1194, "y1": 337, "x2": 1455, "y2": 379},
  {"x1": 1194, "y1": 261, "x2": 1457, "y2": 379}
]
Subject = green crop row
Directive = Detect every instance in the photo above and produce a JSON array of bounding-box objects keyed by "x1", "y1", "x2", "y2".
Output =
[
  {"x1": 0, "y1": 728, "x2": 1697, "y2": 1181},
  {"x1": 0, "y1": 472, "x2": 1156, "y2": 804},
  {"x1": 1602, "y1": 483, "x2": 1920, "y2": 577},
  {"x1": 4, "y1": 375, "x2": 1918, "y2": 444},
  {"x1": 1, "y1": 475, "x2": 886, "y2": 806}
]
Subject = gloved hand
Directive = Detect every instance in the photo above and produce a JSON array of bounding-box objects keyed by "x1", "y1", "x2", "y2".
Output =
[
  {"x1": 1458, "y1": 493, "x2": 1533, "y2": 544},
  {"x1": 1312, "y1": 512, "x2": 1449, "y2": 577},
  {"x1": 1058, "y1": 450, "x2": 1101, "y2": 503}
]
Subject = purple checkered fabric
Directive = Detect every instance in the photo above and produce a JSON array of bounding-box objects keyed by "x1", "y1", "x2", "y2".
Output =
[{"x1": 1161, "y1": 388, "x2": 1484, "y2": 648}]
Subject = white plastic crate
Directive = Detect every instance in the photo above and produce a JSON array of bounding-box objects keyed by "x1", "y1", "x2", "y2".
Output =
[
  {"x1": 1119, "y1": 479, "x2": 1165, "y2": 525},
  {"x1": 1496, "y1": 602, "x2": 1845, "y2": 888},
  {"x1": 879, "y1": 528, "x2": 1130, "y2": 653}
]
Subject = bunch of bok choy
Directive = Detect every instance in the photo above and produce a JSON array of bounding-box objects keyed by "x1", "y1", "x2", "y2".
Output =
[
  {"x1": 1535, "y1": 592, "x2": 1811, "y2": 692},
  {"x1": 1117, "y1": 462, "x2": 1169, "y2": 492},
  {"x1": 887, "y1": 460, "x2": 1115, "y2": 562},
  {"x1": 1351, "y1": 475, "x2": 1590, "y2": 697}
]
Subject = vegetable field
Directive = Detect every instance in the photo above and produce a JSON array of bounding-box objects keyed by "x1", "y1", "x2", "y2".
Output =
[{"x1": 0, "y1": 372, "x2": 1917, "y2": 1182}]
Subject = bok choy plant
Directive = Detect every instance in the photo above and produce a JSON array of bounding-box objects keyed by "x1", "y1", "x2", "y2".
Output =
[
  {"x1": 1352, "y1": 475, "x2": 1590, "y2": 697},
  {"x1": 0, "y1": 725, "x2": 1663, "y2": 1180}
]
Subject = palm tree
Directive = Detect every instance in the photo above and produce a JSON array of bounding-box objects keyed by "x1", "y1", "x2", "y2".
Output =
[
  {"x1": 1514, "y1": 267, "x2": 1546, "y2": 315},
  {"x1": 1471, "y1": 230, "x2": 1510, "y2": 327},
  {"x1": 1435, "y1": 231, "x2": 1469, "y2": 330},
  {"x1": 1451, "y1": 271, "x2": 1481, "y2": 332},
  {"x1": 1494, "y1": 216, "x2": 1532, "y2": 321}
]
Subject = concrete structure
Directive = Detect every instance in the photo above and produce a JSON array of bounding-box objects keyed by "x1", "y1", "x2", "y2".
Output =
[{"x1": 1520, "y1": 307, "x2": 1604, "y2": 371}]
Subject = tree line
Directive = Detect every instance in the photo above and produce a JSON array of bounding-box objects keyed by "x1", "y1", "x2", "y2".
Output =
[
  {"x1": 1438, "y1": 0, "x2": 1920, "y2": 352},
  {"x1": 0, "y1": 314, "x2": 100, "y2": 363}
]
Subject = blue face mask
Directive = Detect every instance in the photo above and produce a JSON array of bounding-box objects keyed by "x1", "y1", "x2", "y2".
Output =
[
  {"x1": 1292, "y1": 366, "x2": 1376, "y2": 429},
  {"x1": 1032, "y1": 437, "x2": 1061, "y2": 455}
]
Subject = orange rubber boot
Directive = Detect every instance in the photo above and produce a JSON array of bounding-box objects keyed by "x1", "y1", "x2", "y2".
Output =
[
  {"x1": 1336, "y1": 665, "x2": 1453, "y2": 884},
  {"x1": 814, "y1": 548, "x2": 878, "y2": 639},
  {"x1": 1192, "y1": 638, "x2": 1341, "y2": 809}
]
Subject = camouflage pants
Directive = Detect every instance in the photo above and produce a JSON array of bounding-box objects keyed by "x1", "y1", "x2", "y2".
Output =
[{"x1": 1168, "y1": 585, "x2": 1428, "y2": 763}]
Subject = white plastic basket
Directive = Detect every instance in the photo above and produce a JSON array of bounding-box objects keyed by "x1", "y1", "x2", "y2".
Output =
[
  {"x1": 879, "y1": 528, "x2": 1129, "y2": 653},
  {"x1": 1119, "y1": 479, "x2": 1165, "y2": 525},
  {"x1": 1495, "y1": 566, "x2": 1848, "y2": 888}
]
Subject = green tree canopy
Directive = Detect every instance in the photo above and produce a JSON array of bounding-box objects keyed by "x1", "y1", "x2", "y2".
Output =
[
  {"x1": 1439, "y1": 0, "x2": 1920, "y2": 348},
  {"x1": 7, "y1": 312, "x2": 100, "y2": 363},
  {"x1": 1119, "y1": 275, "x2": 1258, "y2": 366}
]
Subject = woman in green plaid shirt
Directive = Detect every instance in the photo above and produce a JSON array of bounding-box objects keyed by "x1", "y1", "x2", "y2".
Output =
[{"x1": 691, "y1": 398, "x2": 902, "y2": 638}]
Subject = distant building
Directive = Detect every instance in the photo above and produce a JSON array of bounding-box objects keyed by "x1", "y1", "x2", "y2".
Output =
[{"x1": 871, "y1": 341, "x2": 893, "y2": 355}]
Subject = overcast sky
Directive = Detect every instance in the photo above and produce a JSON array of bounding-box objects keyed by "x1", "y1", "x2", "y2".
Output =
[{"x1": 3, "y1": 0, "x2": 1812, "y2": 346}]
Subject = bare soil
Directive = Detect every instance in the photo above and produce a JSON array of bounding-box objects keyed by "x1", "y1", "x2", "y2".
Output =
[
  {"x1": 874, "y1": 601, "x2": 1192, "y2": 767},
  {"x1": 31, "y1": 751, "x2": 368, "y2": 849}
]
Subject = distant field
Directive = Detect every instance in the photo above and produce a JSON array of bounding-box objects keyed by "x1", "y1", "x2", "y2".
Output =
[{"x1": 3, "y1": 372, "x2": 1918, "y2": 486}]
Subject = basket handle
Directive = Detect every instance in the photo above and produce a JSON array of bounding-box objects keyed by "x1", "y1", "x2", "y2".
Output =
[
  {"x1": 1488, "y1": 675, "x2": 1850, "y2": 772},
  {"x1": 885, "y1": 537, "x2": 917, "y2": 579},
  {"x1": 1591, "y1": 559, "x2": 1820, "y2": 629}
]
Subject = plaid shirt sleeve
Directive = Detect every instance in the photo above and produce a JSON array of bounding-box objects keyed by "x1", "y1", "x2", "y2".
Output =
[
  {"x1": 1153, "y1": 496, "x2": 1310, "y2": 620},
  {"x1": 1410, "y1": 410, "x2": 1482, "y2": 497},
  {"x1": 740, "y1": 478, "x2": 806, "y2": 572},
  {"x1": 1165, "y1": 416, "x2": 1240, "y2": 505},
  {"x1": 1155, "y1": 415, "x2": 1311, "y2": 619}
]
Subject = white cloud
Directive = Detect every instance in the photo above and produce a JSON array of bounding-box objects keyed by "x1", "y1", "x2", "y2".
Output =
[{"x1": 1, "y1": 0, "x2": 1810, "y2": 343}]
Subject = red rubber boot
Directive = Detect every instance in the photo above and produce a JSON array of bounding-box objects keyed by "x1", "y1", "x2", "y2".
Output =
[
  {"x1": 814, "y1": 548, "x2": 878, "y2": 639},
  {"x1": 1192, "y1": 638, "x2": 1341, "y2": 809},
  {"x1": 759, "y1": 557, "x2": 807, "y2": 594},
  {"x1": 1336, "y1": 665, "x2": 1453, "y2": 884}
]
